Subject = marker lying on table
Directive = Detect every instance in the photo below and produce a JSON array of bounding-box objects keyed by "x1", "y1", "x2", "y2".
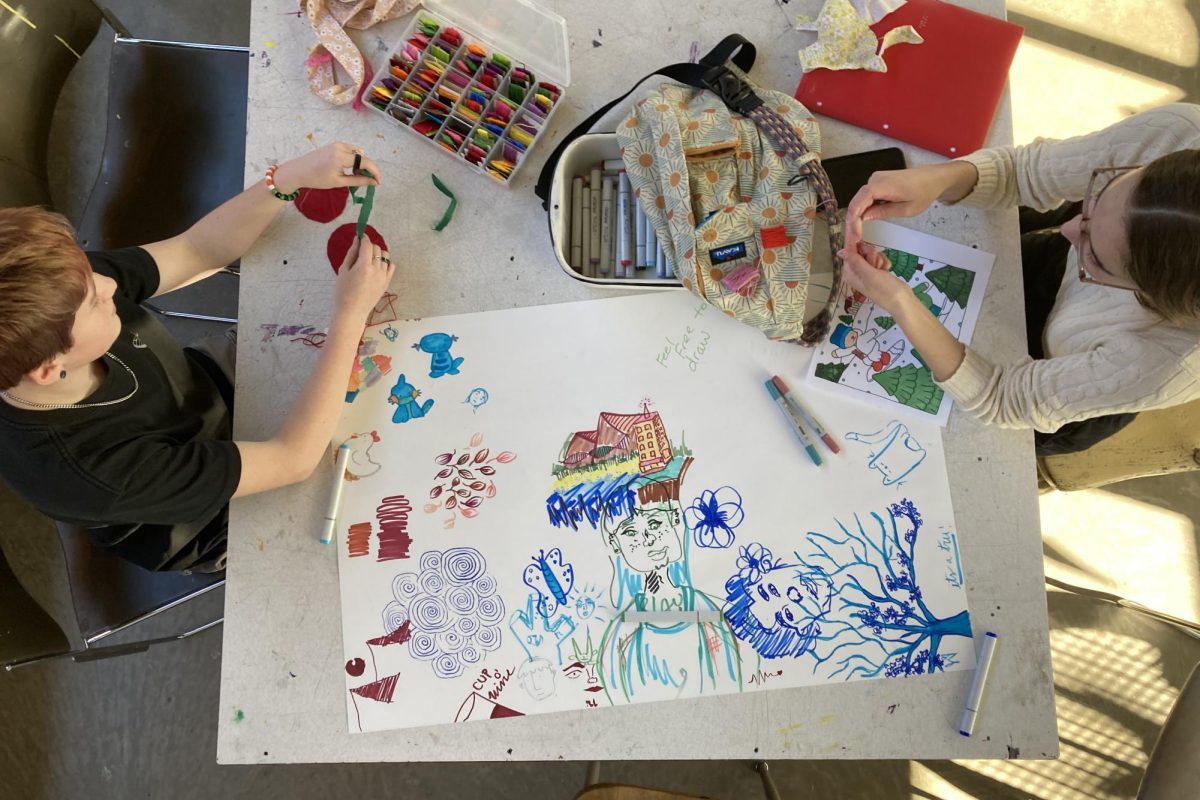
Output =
[
  {"x1": 765, "y1": 379, "x2": 821, "y2": 466},
  {"x1": 320, "y1": 443, "x2": 353, "y2": 545},
  {"x1": 770, "y1": 375, "x2": 840, "y2": 454},
  {"x1": 959, "y1": 631, "x2": 999, "y2": 737}
]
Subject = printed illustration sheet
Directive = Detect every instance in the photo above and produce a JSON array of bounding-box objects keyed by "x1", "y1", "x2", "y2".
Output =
[
  {"x1": 805, "y1": 220, "x2": 995, "y2": 426},
  {"x1": 334, "y1": 290, "x2": 976, "y2": 733}
]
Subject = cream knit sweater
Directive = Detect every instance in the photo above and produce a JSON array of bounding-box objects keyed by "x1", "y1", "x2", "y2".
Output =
[{"x1": 939, "y1": 103, "x2": 1200, "y2": 432}]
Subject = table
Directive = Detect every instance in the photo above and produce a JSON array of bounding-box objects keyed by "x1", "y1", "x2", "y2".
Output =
[{"x1": 219, "y1": 0, "x2": 1058, "y2": 763}]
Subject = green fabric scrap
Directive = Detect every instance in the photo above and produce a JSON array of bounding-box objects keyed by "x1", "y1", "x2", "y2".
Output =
[{"x1": 431, "y1": 173, "x2": 457, "y2": 232}]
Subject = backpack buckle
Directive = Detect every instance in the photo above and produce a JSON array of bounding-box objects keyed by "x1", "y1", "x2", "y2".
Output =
[{"x1": 699, "y1": 65, "x2": 763, "y2": 115}]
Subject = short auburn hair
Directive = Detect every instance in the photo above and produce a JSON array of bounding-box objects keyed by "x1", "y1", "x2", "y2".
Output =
[
  {"x1": 1127, "y1": 150, "x2": 1200, "y2": 323},
  {"x1": 0, "y1": 208, "x2": 90, "y2": 390}
]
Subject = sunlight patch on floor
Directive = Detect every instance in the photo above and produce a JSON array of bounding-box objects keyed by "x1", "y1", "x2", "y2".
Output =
[
  {"x1": 1040, "y1": 489, "x2": 1199, "y2": 623},
  {"x1": 950, "y1": 628, "x2": 1175, "y2": 799},
  {"x1": 1009, "y1": 0, "x2": 1198, "y2": 67},
  {"x1": 1009, "y1": 38, "x2": 1184, "y2": 144}
]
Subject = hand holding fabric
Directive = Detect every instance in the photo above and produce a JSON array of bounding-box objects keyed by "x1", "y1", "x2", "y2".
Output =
[{"x1": 274, "y1": 142, "x2": 382, "y2": 194}]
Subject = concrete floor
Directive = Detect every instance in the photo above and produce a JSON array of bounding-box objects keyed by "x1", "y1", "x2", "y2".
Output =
[{"x1": 2, "y1": 0, "x2": 1199, "y2": 797}]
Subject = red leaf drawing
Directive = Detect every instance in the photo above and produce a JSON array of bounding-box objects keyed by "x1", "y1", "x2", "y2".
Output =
[
  {"x1": 445, "y1": 495, "x2": 458, "y2": 509},
  {"x1": 458, "y1": 469, "x2": 473, "y2": 479},
  {"x1": 436, "y1": 467, "x2": 453, "y2": 479},
  {"x1": 429, "y1": 486, "x2": 443, "y2": 499},
  {"x1": 436, "y1": 452, "x2": 455, "y2": 465},
  {"x1": 460, "y1": 507, "x2": 478, "y2": 518},
  {"x1": 456, "y1": 454, "x2": 470, "y2": 466},
  {"x1": 443, "y1": 517, "x2": 456, "y2": 530},
  {"x1": 464, "y1": 496, "x2": 482, "y2": 508},
  {"x1": 451, "y1": 478, "x2": 460, "y2": 487},
  {"x1": 470, "y1": 481, "x2": 486, "y2": 491},
  {"x1": 455, "y1": 488, "x2": 469, "y2": 498},
  {"x1": 473, "y1": 449, "x2": 490, "y2": 464},
  {"x1": 496, "y1": 451, "x2": 517, "y2": 463},
  {"x1": 423, "y1": 503, "x2": 438, "y2": 513},
  {"x1": 486, "y1": 482, "x2": 497, "y2": 498},
  {"x1": 469, "y1": 432, "x2": 484, "y2": 448},
  {"x1": 479, "y1": 466, "x2": 496, "y2": 476}
]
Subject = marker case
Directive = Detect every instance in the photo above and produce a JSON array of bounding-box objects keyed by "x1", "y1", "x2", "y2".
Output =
[{"x1": 364, "y1": 0, "x2": 570, "y2": 186}]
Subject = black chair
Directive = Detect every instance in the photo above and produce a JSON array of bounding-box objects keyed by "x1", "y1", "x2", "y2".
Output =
[
  {"x1": 75, "y1": 31, "x2": 249, "y2": 327},
  {"x1": 0, "y1": 545, "x2": 71, "y2": 668},
  {"x1": 2, "y1": 523, "x2": 223, "y2": 671},
  {"x1": 0, "y1": 0, "x2": 102, "y2": 207},
  {"x1": 1, "y1": 0, "x2": 243, "y2": 669}
]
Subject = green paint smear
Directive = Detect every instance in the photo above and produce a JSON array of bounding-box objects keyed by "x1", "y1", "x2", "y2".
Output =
[{"x1": 233, "y1": 709, "x2": 245, "y2": 723}]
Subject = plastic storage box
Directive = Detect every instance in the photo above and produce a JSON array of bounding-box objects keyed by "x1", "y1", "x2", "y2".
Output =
[
  {"x1": 364, "y1": 0, "x2": 570, "y2": 185},
  {"x1": 548, "y1": 133, "x2": 682, "y2": 288}
]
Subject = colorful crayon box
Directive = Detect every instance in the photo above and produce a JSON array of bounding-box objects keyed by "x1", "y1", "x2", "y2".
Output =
[{"x1": 365, "y1": 0, "x2": 569, "y2": 186}]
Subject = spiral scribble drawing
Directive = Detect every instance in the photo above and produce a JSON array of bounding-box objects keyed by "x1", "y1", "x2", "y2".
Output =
[{"x1": 381, "y1": 547, "x2": 504, "y2": 679}]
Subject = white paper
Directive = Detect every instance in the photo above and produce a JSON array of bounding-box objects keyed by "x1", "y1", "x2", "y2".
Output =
[
  {"x1": 805, "y1": 221, "x2": 995, "y2": 427},
  {"x1": 334, "y1": 290, "x2": 976, "y2": 734}
]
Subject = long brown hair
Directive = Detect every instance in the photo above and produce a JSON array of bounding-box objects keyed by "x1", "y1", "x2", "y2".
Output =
[
  {"x1": 1127, "y1": 150, "x2": 1200, "y2": 323},
  {"x1": 0, "y1": 208, "x2": 89, "y2": 390}
]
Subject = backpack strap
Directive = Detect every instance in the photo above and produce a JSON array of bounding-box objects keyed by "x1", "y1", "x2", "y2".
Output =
[{"x1": 743, "y1": 103, "x2": 844, "y2": 346}]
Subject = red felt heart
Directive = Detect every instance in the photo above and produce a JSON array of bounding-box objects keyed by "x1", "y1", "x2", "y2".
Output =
[
  {"x1": 294, "y1": 186, "x2": 349, "y2": 223},
  {"x1": 327, "y1": 223, "x2": 388, "y2": 274}
]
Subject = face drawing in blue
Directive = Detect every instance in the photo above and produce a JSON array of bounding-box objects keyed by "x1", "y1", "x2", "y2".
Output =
[
  {"x1": 747, "y1": 571, "x2": 832, "y2": 633},
  {"x1": 414, "y1": 332, "x2": 464, "y2": 379},
  {"x1": 464, "y1": 387, "x2": 489, "y2": 412},
  {"x1": 724, "y1": 543, "x2": 834, "y2": 660},
  {"x1": 387, "y1": 373, "x2": 433, "y2": 423}
]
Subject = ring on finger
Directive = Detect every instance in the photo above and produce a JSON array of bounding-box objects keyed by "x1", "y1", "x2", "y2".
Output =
[
  {"x1": 382, "y1": 257, "x2": 391, "y2": 265},
  {"x1": 352, "y1": 152, "x2": 362, "y2": 174}
]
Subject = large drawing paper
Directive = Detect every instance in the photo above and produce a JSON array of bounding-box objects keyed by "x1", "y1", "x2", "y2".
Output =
[
  {"x1": 805, "y1": 220, "x2": 995, "y2": 426},
  {"x1": 334, "y1": 290, "x2": 976, "y2": 734}
]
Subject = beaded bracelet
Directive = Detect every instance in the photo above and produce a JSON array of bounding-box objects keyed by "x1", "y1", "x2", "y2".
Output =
[{"x1": 265, "y1": 164, "x2": 300, "y2": 202}]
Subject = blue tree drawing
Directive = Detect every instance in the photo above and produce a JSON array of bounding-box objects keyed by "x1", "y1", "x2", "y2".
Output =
[{"x1": 797, "y1": 499, "x2": 973, "y2": 681}]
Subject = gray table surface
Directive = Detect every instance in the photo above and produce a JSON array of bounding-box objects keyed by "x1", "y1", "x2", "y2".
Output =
[{"x1": 218, "y1": 0, "x2": 1058, "y2": 764}]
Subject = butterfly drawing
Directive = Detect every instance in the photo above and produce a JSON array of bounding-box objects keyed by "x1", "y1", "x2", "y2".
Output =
[{"x1": 523, "y1": 548, "x2": 575, "y2": 620}]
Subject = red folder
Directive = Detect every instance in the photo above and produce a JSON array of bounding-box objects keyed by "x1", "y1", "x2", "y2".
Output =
[{"x1": 794, "y1": 0, "x2": 1023, "y2": 158}]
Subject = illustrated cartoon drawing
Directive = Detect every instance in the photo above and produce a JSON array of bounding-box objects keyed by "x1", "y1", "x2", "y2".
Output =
[
  {"x1": 509, "y1": 593, "x2": 576, "y2": 666},
  {"x1": 413, "y1": 332, "x2": 464, "y2": 378},
  {"x1": 829, "y1": 322, "x2": 906, "y2": 373},
  {"x1": 464, "y1": 387, "x2": 489, "y2": 412},
  {"x1": 523, "y1": 548, "x2": 575, "y2": 619},
  {"x1": 545, "y1": 406, "x2": 743, "y2": 705},
  {"x1": 723, "y1": 543, "x2": 834, "y2": 660},
  {"x1": 343, "y1": 431, "x2": 382, "y2": 480},
  {"x1": 516, "y1": 657, "x2": 556, "y2": 701},
  {"x1": 387, "y1": 374, "x2": 433, "y2": 423},
  {"x1": 594, "y1": 457, "x2": 743, "y2": 704},
  {"x1": 845, "y1": 420, "x2": 927, "y2": 485}
]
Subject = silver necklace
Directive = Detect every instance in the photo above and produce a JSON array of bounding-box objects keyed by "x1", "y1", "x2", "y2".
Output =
[{"x1": 0, "y1": 352, "x2": 139, "y2": 410}]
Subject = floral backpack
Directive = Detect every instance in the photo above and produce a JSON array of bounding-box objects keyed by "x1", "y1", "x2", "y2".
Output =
[{"x1": 537, "y1": 35, "x2": 843, "y2": 345}]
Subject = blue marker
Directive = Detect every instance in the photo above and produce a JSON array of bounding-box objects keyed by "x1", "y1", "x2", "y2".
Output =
[{"x1": 764, "y1": 379, "x2": 821, "y2": 466}]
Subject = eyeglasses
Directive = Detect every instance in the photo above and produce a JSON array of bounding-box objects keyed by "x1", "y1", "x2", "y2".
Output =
[{"x1": 1078, "y1": 165, "x2": 1141, "y2": 290}]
